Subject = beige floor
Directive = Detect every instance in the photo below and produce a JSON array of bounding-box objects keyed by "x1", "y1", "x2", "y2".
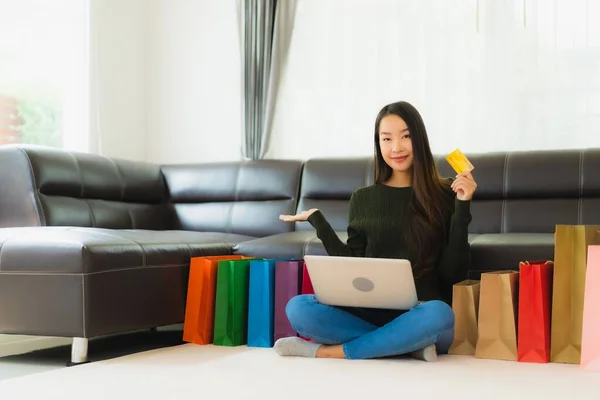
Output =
[{"x1": 0, "y1": 344, "x2": 598, "y2": 400}]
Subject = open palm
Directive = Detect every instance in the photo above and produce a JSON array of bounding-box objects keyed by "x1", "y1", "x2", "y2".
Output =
[{"x1": 279, "y1": 209, "x2": 319, "y2": 222}]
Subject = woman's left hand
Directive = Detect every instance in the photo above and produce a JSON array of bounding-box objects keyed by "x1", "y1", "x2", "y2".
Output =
[{"x1": 451, "y1": 171, "x2": 477, "y2": 201}]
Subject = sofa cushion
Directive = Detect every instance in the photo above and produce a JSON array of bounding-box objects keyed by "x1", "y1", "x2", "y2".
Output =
[
  {"x1": 468, "y1": 233, "x2": 554, "y2": 279},
  {"x1": 235, "y1": 232, "x2": 555, "y2": 281},
  {"x1": 233, "y1": 231, "x2": 347, "y2": 260},
  {"x1": 0, "y1": 227, "x2": 254, "y2": 274},
  {"x1": 0, "y1": 227, "x2": 256, "y2": 338},
  {"x1": 234, "y1": 232, "x2": 479, "y2": 260},
  {"x1": 294, "y1": 158, "x2": 373, "y2": 232},
  {"x1": 161, "y1": 160, "x2": 303, "y2": 237},
  {"x1": 435, "y1": 149, "x2": 600, "y2": 234}
]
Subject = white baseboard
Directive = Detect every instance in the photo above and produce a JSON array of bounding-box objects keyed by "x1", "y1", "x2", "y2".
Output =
[{"x1": 0, "y1": 335, "x2": 71, "y2": 358}]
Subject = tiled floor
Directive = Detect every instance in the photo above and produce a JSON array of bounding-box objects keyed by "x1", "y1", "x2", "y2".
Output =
[{"x1": 0, "y1": 329, "x2": 184, "y2": 381}]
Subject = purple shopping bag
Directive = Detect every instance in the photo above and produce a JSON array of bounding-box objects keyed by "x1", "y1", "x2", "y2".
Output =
[{"x1": 274, "y1": 260, "x2": 304, "y2": 341}]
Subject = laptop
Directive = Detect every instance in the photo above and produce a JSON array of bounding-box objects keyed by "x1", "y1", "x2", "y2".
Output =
[{"x1": 303, "y1": 255, "x2": 419, "y2": 310}]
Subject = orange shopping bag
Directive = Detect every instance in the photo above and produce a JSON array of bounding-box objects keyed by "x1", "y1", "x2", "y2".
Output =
[
  {"x1": 183, "y1": 255, "x2": 245, "y2": 345},
  {"x1": 581, "y1": 245, "x2": 600, "y2": 371}
]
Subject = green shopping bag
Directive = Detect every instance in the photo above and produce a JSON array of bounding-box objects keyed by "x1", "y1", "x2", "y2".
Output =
[{"x1": 213, "y1": 258, "x2": 254, "y2": 346}]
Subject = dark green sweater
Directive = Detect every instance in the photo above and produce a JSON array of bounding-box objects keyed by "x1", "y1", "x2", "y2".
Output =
[{"x1": 307, "y1": 182, "x2": 472, "y2": 326}]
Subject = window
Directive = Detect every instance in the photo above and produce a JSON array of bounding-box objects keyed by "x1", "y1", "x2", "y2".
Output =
[{"x1": 0, "y1": 0, "x2": 89, "y2": 151}]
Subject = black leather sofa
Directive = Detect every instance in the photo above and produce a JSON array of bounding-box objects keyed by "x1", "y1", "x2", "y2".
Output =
[{"x1": 0, "y1": 144, "x2": 599, "y2": 364}]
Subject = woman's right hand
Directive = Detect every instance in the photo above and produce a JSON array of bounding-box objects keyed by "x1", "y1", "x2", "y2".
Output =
[{"x1": 279, "y1": 208, "x2": 319, "y2": 222}]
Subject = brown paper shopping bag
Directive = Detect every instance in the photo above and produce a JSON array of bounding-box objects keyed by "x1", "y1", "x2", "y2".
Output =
[
  {"x1": 448, "y1": 280, "x2": 480, "y2": 355},
  {"x1": 475, "y1": 271, "x2": 519, "y2": 361},
  {"x1": 551, "y1": 225, "x2": 600, "y2": 364}
]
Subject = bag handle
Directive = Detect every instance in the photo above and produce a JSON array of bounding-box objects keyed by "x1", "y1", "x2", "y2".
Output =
[{"x1": 519, "y1": 260, "x2": 553, "y2": 267}]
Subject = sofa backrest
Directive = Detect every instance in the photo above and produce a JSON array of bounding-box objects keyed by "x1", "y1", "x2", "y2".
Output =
[
  {"x1": 295, "y1": 157, "x2": 374, "y2": 232},
  {"x1": 161, "y1": 160, "x2": 303, "y2": 237},
  {"x1": 435, "y1": 149, "x2": 600, "y2": 234},
  {"x1": 0, "y1": 145, "x2": 175, "y2": 229},
  {"x1": 296, "y1": 149, "x2": 600, "y2": 235},
  {"x1": 3, "y1": 145, "x2": 599, "y2": 237}
]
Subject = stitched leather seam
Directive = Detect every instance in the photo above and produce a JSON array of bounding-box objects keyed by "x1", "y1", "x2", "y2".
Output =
[
  {"x1": 127, "y1": 209, "x2": 135, "y2": 229},
  {"x1": 68, "y1": 228, "x2": 147, "y2": 268},
  {"x1": 18, "y1": 148, "x2": 47, "y2": 226},
  {"x1": 0, "y1": 238, "x2": 8, "y2": 272},
  {"x1": 69, "y1": 153, "x2": 85, "y2": 198},
  {"x1": 123, "y1": 237, "x2": 146, "y2": 267},
  {"x1": 109, "y1": 158, "x2": 125, "y2": 202},
  {"x1": 0, "y1": 263, "x2": 189, "y2": 276},
  {"x1": 85, "y1": 200, "x2": 97, "y2": 227},
  {"x1": 302, "y1": 235, "x2": 316, "y2": 257},
  {"x1": 293, "y1": 163, "x2": 306, "y2": 229},
  {"x1": 226, "y1": 163, "x2": 242, "y2": 234},
  {"x1": 185, "y1": 243, "x2": 193, "y2": 260},
  {"x1": 502, "y1": 152, "x2": 510, "y2": 233}
]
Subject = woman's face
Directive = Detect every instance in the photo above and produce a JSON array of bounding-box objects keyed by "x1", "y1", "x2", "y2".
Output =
[{"x1": 378, "y1": 114, "x2": 414, "y2": 174}]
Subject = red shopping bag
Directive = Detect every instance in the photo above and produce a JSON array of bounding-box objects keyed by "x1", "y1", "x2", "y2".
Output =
[
  {"x1": 517, "y1": 260, "x2": 554, "y2": 363},
  {"x1": 301, "y1": 261, "x2": 314, "y2": 295}
]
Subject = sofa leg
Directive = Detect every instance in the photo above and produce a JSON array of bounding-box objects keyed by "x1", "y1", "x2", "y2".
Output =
[{"x1": 67, "y1": 337, "x2": 89, "y2": 366}]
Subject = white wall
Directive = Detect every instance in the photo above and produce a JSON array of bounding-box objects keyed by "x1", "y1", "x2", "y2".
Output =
[
  {"x1": 89, "y1": 0, "x2": 147, "y2": 162},
  {"x1": 0, "y1": 0, "x2": 149, "y2": 357},
  {"x1": 91, "y1": 0, "x2": 600, "y2": 164},
  {"x1": 266, "y1": 0, "x2": 600, "y2": 160},
  {"x1": 145, "y1": 0, "x2": 242, "y2": 164}
]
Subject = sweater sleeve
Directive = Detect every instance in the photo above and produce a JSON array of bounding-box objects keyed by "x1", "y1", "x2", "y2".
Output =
[
  {"x1": 436, "y1": 198, "x2": 472, "y2": 286},
  {"x1": 306, "y1": 192, "x2": 367, "y2": 257}
]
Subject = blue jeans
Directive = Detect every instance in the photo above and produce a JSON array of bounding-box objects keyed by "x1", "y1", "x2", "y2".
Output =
[{"x1": 285, "y1": 294, "x2": 455, "y2": 360}]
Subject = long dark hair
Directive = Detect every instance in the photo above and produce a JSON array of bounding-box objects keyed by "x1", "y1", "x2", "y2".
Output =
[{"x1": 374, "y1": 101, "x2": 452, "y2": 275}]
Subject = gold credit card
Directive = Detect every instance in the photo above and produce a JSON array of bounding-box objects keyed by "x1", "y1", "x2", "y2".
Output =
[{"x1": 446, "y1": 148, "x2": 474, "y2": 174}]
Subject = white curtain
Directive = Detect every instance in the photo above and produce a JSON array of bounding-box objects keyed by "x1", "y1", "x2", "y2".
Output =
[{"x1": 267, "y1": 0, "x2": 600, "y2": 159}]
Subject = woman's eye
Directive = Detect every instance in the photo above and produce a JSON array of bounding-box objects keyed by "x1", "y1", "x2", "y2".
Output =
[{"x1": 402, "y1": 134, "x2": 411, "y2": 139}]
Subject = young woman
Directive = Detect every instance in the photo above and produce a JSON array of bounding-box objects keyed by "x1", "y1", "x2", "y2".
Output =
[{"x1": 275, "y1": 101, "x2": 477, "y2": 361}]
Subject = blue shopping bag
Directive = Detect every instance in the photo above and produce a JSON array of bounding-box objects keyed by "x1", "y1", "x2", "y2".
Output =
[{"x1": 247, "y1": 259, "x2": 277, "y2": 348}]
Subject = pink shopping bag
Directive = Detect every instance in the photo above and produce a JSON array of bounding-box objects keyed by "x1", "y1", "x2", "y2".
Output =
[{"x1": 581, "y1": 245, "x2": 600, "y2": 371}]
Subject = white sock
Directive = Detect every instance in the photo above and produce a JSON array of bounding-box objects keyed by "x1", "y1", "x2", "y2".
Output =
[
  {"x1": 274, "y1": 337, "x2": 322, "y2": 358},
  {"x1": 409, "y1": 344, "x2": 438, "y2": 362}
]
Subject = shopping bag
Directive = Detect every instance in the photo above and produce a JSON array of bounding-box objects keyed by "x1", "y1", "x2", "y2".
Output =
[
  {"x1": 247, "y1": 259, "x2": 277, "y2": 348},
  {"x1": 517, "y1": 260, "x2": 554, "y2": 363},
  {"x1": 274, "y1": 260, "x2": 304, "y2": 341},
  {"x1": 213, "y1": 258, "x2": 254, "y2": 346},
  {"x1": 475, "y1": 270, "x2": 519, "y2": 361},
  {"x1": 301, "y1": 261, "x2": 315, "y2": 295},
  {"x1": 581, "y1": 245, "x2": 600, "y2": 371},
  {"x1": 448, "y1": 280, "x2": 480, "y2": 356},
  {"x1": 551, "y1": 225, "x2": 600, "y2": 364},
  {"x1": 183, "y1": 255, "x2": 245, "y2": 345}
]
